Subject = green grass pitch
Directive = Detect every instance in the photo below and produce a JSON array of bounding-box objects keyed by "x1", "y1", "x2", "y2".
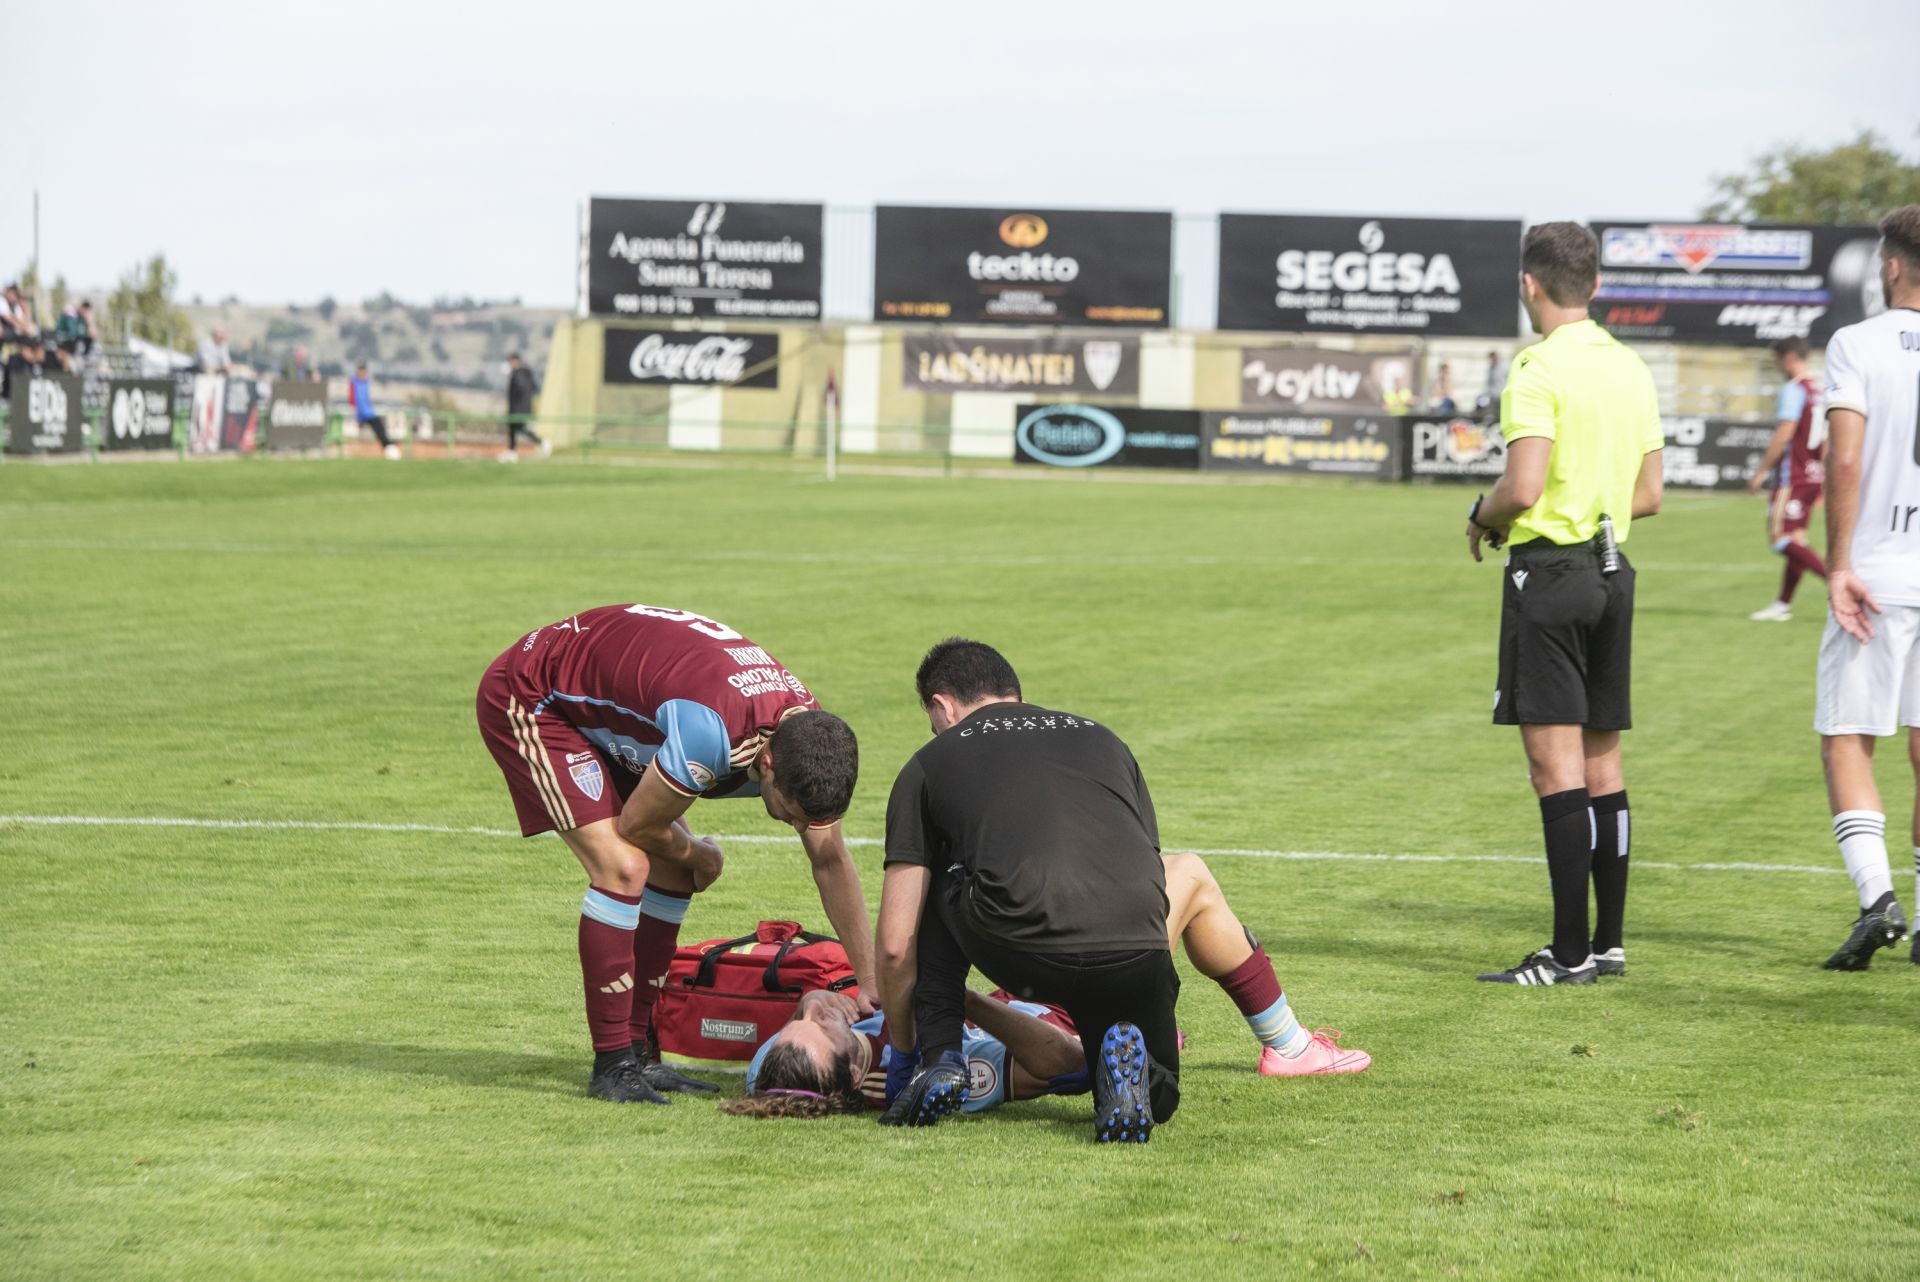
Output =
[{"x1": 4, "y1": 458, "x2": 1918, "y2": 1280}]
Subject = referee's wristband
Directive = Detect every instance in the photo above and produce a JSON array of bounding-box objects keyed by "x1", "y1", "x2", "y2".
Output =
[{"x1": 1467, "y1": 495, "x2": 1494, "y2": 534}]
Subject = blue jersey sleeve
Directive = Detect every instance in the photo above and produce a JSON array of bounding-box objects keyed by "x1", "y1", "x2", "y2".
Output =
[
  {"x1": 652, "y1": 698, "x2": 732, "y2": 797},
  {"x1": 1776, "y1": 381, "x2": 1808, "y2": 423}
]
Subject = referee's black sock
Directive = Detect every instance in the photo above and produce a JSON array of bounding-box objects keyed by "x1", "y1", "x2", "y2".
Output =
[
  {"x1": 1590, "y1": 791, "x2": 1630, "y2": 954},
  {"x1": 1540, "y1": 788, "x2": 1594, "y2": 968}
]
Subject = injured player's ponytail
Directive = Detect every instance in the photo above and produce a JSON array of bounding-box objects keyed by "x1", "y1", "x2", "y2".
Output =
[{"x1": 720, "y1": 1039, "x2": 864, "y2": 1120}]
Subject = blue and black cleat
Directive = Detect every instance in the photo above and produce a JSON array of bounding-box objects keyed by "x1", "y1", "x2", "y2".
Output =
[
  {"x1": 1093, "y1": 1023, "x2": 1153, "y2": 1144},
  {"x1": 877, "y1": 1052, "x2": 968, "y2": 1127}
]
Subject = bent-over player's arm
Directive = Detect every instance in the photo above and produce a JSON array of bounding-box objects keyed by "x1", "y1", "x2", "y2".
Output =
[
  {"x1": 615, "y1": 768, "x2": 723, "y2": 889},
  {"x1": 874, "y1": 862, "x2": 930, "y2": 1053},
  {"x1": 797, "y1": 821, "x2": 878, "y2": 1006},
  {"x1": 961, "y1": 990, "x2": 1086, "y2": 1099}
]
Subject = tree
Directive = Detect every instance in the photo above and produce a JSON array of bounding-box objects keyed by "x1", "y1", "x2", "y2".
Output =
[
  {"x1": 1702, "y1": 129, "x2": 1920, "y2": 225},
  {"x1": 104, "y1": 254, "x2": 196, "y2": 351}
]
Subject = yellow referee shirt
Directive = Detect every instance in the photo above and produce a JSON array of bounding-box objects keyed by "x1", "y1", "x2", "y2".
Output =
[{"x1": 1500, "y1": 319, "x2": 1664, "y2": 547}]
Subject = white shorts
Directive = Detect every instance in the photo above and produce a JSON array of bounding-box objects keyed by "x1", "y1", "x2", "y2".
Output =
[{"x1": 1815, "y1": 604, "x2": 1920, "y2": 737}]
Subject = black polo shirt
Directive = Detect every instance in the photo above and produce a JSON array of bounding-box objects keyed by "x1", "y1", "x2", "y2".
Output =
[{"x1": 884, "y1": 701, "x2": 1168, "y2": 953}]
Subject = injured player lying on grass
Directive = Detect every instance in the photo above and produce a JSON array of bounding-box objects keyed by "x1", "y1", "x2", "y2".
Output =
[{"x1": 723, "y1": 853, "x2": 1371, "y2": 1121}]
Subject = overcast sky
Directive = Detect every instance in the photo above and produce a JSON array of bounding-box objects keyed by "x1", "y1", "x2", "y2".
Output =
[{"x1": 7, "y1": 0, "x2": 1916, "y2": 306}]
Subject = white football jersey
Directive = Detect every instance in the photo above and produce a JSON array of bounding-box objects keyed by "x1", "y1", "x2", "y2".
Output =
[{"x1": 1824, "y1": 307, "x2": 1920, "y2": 606}]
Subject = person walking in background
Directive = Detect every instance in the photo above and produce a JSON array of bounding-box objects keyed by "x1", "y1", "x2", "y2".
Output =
[
  {"x1": 197, "y1": 327, "x2": 232, "y2": 374},
  {"x1": 1476, "y1": 349, "x2": 1508, "y2": 420},
  {"x1": 1430, "y1": 361, "x2": 1458, "y2": 414},
  {"x1": 349, "y1": 362, "x2": 401, "y2": 460},
  {"x1": 1808, "y1": 204, "x2": 1920, "y2": 971},
  {"x1": 1747, "y1": 337, "x2": 1829, "y2": 622},
  {"x1": 1463, "y1": 222, "x2": 1665, "y2": 987},
  {"x1": 501, "y1": 352, "x2": 548, "y2": 462}
]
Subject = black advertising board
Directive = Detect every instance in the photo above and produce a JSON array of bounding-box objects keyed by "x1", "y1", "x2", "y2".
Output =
[
  {"x1": 1218, "y1": 214, "x2": 1521, "y2": 337},
  {"x1": 5, "y1": 373, "x2": 83, "y2": 454},
  {"x1": 903, "y1": 333, "x2": 1139, "y2": 396},
  {"x1": 1200, "y1": 411, "x2": 1401, "y2": 479},
  {"x1": 603, "y1": 329, "x2": 781, "y2": 388},
  {"x1": 1240, "y1": 345, "x2": 1420, "y2": 412},
  {"x1": 1662, "y1": 417, "x2": 1774, "y2": 490},
  {"x1": 265, "y1": 380, "x2": 328, "y2": 450},
  {"x1": 875, "y1": 206, "x2": 1172, "y2": 327},
  {"x1": 1406, "y1": 414, "x2": 1507, "y2": 481},
  {"x1": 102, "y1": 378, "x2": 176, "y2": 451},
  {"x1": 585, "y1": 198, "x2": 822, "y2": 320},
  {"x1": 219, "y1": 377, "x2": 258, "y2": 451},
  {"x1": 1012, "y1": 403, "x2": 1199, "y2": 469},
  {"x1": 1590, "y1": 221, "x2": 1884, "y2": 346}
]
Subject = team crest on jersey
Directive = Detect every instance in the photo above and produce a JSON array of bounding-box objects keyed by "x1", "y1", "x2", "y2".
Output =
[
  {"x1": 569, "y1": 759, "x2": 605, "y2": 802},
  {"x1": 686, "y1": 761, "x2": 716, "y2": 791}
]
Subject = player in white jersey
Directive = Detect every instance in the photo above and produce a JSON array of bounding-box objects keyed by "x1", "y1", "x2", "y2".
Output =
[{"x1": 1813, "y1": 204, "x2": 1920, "y2": 970}]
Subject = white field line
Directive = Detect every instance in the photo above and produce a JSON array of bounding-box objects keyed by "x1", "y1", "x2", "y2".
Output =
[{"x1": 0, "y1": 814, "x2": 1844, "y2": 878}]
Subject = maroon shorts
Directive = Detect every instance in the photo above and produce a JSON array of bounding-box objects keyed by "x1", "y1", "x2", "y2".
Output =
[
  {"x1": 1772, "y1": 482, "x2": 1822, "y2": 538},
  {"x1": 476, "y1": 644, "x2": 636, "y2": 837}
]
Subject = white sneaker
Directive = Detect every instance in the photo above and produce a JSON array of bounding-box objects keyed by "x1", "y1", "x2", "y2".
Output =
[
  {"x1": 538, "y1": 438, "x2": 552, "y2": 459},
  {"x1": 1748, "y1": 601, "x2": 1792, "y2": 622},
  {"x1": 497, "y1": 450, "x2": 519, "y2": 463},
  {"x1": 382, "y1": 444, "x2": 402, "y2": 461}
]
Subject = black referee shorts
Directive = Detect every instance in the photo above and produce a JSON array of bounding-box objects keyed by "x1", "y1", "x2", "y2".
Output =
[{"x1": 1493, "y1": 539, "x2": 1635, "y2": 731}]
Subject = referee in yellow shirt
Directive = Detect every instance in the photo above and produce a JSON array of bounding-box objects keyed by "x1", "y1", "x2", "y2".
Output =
[{"x1": 1463, "y1": 222, "x2": 1667, "y2": 986}]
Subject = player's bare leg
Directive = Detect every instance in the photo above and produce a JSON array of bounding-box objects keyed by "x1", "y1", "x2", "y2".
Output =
[
  {"x1": 1161, "y1": 853, "x2": 1368, "y2": 1076},
  {"x1": 558, "y1": 820, "x2": 667, "y2": 1102},
  {"x1": 1820, "y1": 734, "x2": 1904, "y2": 970},
  {"x1": 1583, "y1": 730, "x2": 1631, "y2": 976}
]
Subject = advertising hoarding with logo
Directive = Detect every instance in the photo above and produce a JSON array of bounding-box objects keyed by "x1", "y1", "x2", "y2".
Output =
[
  {"x1": 1200, "y1": 411, "x2": 1402, "y2": 478},
  {"x1": 875, "y1": 206, "x2": 1172, "y2": 327},
  {"x1": 265, "y1": 380, "x2": 328, "y2": 450},
  {"x1": 1405, "y1": 414, "x2": 1507, "y2": 480},
  {"x1": 902, "y1": 334, "x2": 1139, "y2": 396},
  {"x1": 101, "y1": 379, "x2": 176, "y2": 451},
  {"x1": 5, "y1": 373, "x2": 84, "y2": 454},
  {"x1": 1239, "y1": 346, "x2": 1420, "y2": 412},
  {"x1": 584, "y1": 198, "x2": 823, "y2": 320},
  {"x1": 603, "y1": 329, "x2": 781, "y2": 388},
  {"x1": 1218, "y1": 214, "x2": 1521, "y2": 337},
  {"x1": 1590, "y1": 221, "x2": 1884, "y2": 345},
  {"x1": 1011, "y1": 403, "x2": 1200, "y2": 469},
  {"x1": 1662, "y1": 416, "x2": 1774, "y2": 489}
]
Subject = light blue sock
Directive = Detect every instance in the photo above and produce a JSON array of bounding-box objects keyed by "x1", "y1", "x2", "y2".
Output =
[{"x1": 1247, "y1": 993, "x2": 1310, "y2": 1057}]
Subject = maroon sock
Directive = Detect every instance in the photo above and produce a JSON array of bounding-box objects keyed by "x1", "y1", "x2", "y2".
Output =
[
  {"x1": 579, "y1": 886, "x2": 642, "y2": 1053},
  {"x1": 1786, "y1": 540, "x2": 1827, "y2": 585},
  {"x1": 1215, "y1": 944, "x2": 1284, "y2": 1016},
  {"x1": 1780, "y1": 557, "x2": 1805, "y2": 605},
  {"x1": 628, "y1": 884, "x2": 691, "y2": 1046}
]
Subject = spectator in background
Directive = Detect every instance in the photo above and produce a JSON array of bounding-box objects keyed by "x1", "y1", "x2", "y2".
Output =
[
  {"x1": 197, "y1": 326, "x2": 232, "y2": 374},
  {"x1": 1475, "y1": 349, "x2": 1508, "y2": 420},
  {"x1": 54, "y1": 300, "x2": 97, "y2": 357},
  {"x1": 349, "y1": 362, "x2": 401, "y2": 460},
  {"x1": 500, "y1": 351, "x2": 549, "y2": 462},
  {"x1": 1, "y1": 283, "x2": 35, "y2": 340},
  {"x1": 1429, "y1": 362, "x2": 1457, "y2": 414},
  {"x1": 280, "y1": 345, "x2": 318, "y2": 382},
  {"x1": 2, "y1": 334, "x2": 71, "y2": 402}
]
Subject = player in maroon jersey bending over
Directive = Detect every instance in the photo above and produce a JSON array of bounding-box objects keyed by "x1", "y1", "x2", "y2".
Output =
[
  {"x1": 1747, "y1": 337, "x2": 1829, "y2": 622},
  {"x1": 476, "y1": 603, "x2": 872, "y2": 1104}
]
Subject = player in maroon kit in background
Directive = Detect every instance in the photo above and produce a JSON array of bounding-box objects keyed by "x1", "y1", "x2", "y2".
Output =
[
  {"x1": 1748, "y1": 337, "x2": 1829, "y2": 622},
  {"x1": 475, "y1": 604, "x2": 873, "y2": 1104}
]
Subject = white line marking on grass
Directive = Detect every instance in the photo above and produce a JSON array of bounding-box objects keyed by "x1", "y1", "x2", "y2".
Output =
[{"x1": 0, "y1": 814, "x2": 1845, "y2": 877}]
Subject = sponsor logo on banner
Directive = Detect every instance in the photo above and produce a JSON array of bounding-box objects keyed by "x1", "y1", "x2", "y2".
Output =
[
  {"x1": 1592, "y1": 221, "x2": 1883, "y2": 345},
  {"x1": 1407, "y1": 415, "x2": 1507, "y2": 479},
  {"x1": 1201, "y1": 412, "x2": 1401, "y2": 478},
  {"x1": 5, "y1": 374, "x2": 84, "y2": 454},
  {"x1": 902, "y1": 334, "x2": 1139, "y2": 395},
  {"x1": 603, "y1": 330, "x2": 781, "y2": 388},
  {"x1": 1240, "y1": 346, "x2": 1420, "y2": 412},
  {"x1": 1661, "y1": 417, "x2": 1775, "y2": 489},
  {"x1": 569, "y1": 759, "x2": 606, "y2": 802},
  {"x1": 265, "y1": 380, "x2": 328, "y2": 450},
  {"x1": 1217, "y1": 214, "x2": 1520, "y2": 337},
  {"x1": 1013, "y1": 404, "x2": 1201, "y2": 470},
  {"x1": 875, "y1": 205, "x2": 1173, "y2": 327},
  {"x1": 103, "y1": 380, "x2": 175, "y2": 451},
  {"x1": 586, "y1": 197, "x2": 823, "y2": 320}
]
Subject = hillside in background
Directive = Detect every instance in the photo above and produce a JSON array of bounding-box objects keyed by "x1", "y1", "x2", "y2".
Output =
[{"x1": 178, "y1": 297, "x2": 567, "y2": 412}]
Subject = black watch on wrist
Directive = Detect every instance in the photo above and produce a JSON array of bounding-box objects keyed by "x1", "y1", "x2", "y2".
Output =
[{"x1": 1468, "y1": 495, "x2": 1505, "y2": 548}]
